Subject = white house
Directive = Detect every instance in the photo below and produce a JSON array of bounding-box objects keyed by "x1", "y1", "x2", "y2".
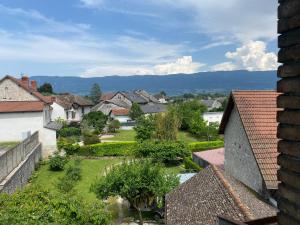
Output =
[
  {"x1": 109, "y1": 108, "x2": 134, "y2": 130},
  {"x1": 201, "y1": 99, "x2": 222, "y2": 111},
  {"x1": 0, "y1": 75, "x2": 62, "y2": 157},
  {"x1": 51, "y1": 94, "x2": 93, "y2": 122},
  {"x1": 202, "y1": 112, "x2": 223, "y2": 124}
]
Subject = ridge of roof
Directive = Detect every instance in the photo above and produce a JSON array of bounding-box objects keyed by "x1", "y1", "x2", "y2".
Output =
[{"x1": 212, "y1": 165, "x2": 254, "y2": 220}]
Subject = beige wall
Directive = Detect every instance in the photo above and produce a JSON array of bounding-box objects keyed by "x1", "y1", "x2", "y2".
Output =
[{"x1": 0, "y1": 79, "x2": 38, "y2": 101}]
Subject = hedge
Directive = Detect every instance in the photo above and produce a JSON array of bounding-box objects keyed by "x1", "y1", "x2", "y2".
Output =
[
  {"x1": 78, "y1": 141, "x2": 137, "y2": 157},
  {"x1": 57, "y1": 127, "x2": 81, "y2": 137},
  {"x1": 183, "y1": 157, "x2": 202, "y2": 172},
  {"x1": 188, "y1": 140, "x2": 224, "y2": 152}
]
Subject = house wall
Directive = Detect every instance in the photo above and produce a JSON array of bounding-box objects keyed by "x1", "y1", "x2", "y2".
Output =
[
  {"x1": 203, "y1": 112, "x2": 223, "y2": 124},
  {"x1": 51, "y1": 102, "x2": 67, "y2": 121},
  {"x1": 224, "y1": 105, "x2": 267, "y2": 197},
  {"x1": 0, "y1": 112, "x2": 56, "y2": 157},
  {"x1": 111, "y1": 93, "x2": 132, "y2": 107},
  {"x1": 0, "y1": 79, "x2": 38, "y2": 101},
  {"x1": 112, "y1": 115, "x2": 131, "y2": 123}
]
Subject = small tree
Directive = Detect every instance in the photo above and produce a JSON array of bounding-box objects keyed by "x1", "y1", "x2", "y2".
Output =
[
  {"x1": 91, "y1": 160, "x2": 179, "y2": 225},
  {"x1": 108, "y1": 119, "x2": 121, "y2": 133},
  {"x1": 38, "y1": 83, "x2": 53, "y2": 94},
  {"x1": 134, "y1": 116, "x2": 155, "y2": 141},
  {"x1": 82, "y1": 111, "x2": 107, "y2": 134},
  {"x1": 90, "y1": 83, "x2": 102, "y2": 104},
  {"x1": 129, "y1": 103, "x2": 143, "y2": 120}
]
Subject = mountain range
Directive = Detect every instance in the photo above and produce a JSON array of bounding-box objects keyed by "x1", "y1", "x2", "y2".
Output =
[{"x1": 31, "y1": 70, "x2": 278, "y2": 96}]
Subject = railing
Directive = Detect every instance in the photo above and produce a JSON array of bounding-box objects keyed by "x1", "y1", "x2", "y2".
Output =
[{"x1": 0, "y1": 131, "x2": 39, "y2": 183}]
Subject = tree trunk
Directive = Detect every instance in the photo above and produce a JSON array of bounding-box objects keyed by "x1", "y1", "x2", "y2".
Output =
[{"x1": 133, "y1": 204, "x2": 143, "y2": 225}]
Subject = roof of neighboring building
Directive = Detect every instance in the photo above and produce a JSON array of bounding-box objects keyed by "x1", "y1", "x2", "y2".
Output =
[
  {"x1": 201, "y1": 99, "x2": 220, "y2": 108},
  {"x1": 0, "y1": 101, "x2": 44, "y2": 113},
  {"x1": 122, "y1": 91, "x2": 148, "y2": 104},
  {"x1": 100, "y1": 92, "x2": 116, "y2": 101},
  {"x1": 140, "y1": 103, "x2": 167, "y2": 114},
  {"x1": 44, "y1": 121, "x2": 63, "y2": 130},
  {"x1": 193, "y1": 148, "x2": 225, "y2": 169},
  {"x1": 219, "y1": 91, "x2": 280, "y2": 189},
  {"x1": 110, "y1": 108, "x2": 130, "y2": 116},
  {"x1": 55, "y1": 94, "x2": 93, "y2": 109},
  {"x1": 0, "y1": 75, "x2": 51, "y2": 104},
  {"x1": 134, "y1": 90, "x2": 159, "y2": 103},
  {"x1": 166, "y1": 165, "x2": 277, "y2": 225}
]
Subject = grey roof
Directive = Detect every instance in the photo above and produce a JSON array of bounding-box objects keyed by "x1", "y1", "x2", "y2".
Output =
[
  {"x1": 134, "y1": 90, "x2": 159, "y2": 103},
  {"x1": 140, "y1": 103, "x2": 167, "y2": 114},
  {"x1": 166, "y1": 166, "x2": 277, "y2": 225},
  {"x1": 56, "y1": 94, "x2": 93, "y2": 109},
  {"x1": 44, "y1": 121, "x2": 63, "y2": 131},
  {"x1": 122, "y1": 92, "x2": 148, "y2": 104},
  {"x1": 201, "y1": 99, "x2": 219, "y2": 108}
]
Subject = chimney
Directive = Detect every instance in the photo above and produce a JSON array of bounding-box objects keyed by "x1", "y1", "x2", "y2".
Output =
[
  {"x1": 21, "y1": 76, "x2": 29, "y2": 88},
  {"x1": 31, "y1": 80, "x2": 37, "y2": 91},
  {"x1": 51, "y1": 96, "x2": 56, "y2": 102}
]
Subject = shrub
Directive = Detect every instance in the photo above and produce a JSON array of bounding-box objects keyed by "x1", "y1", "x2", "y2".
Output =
[
  {"x1": 188, "y1": 140, "x2": 224, "y2": 152},
  {"x1": 135, "y1": 141, "x2": 190, "y2": 164},
  {"x1": 108, "y1": 119, "x2": 121, "y2": 133},
  {"x1": 66, "y1": 165, "x2": 82, "y2": 181},
  {"x1": 82, "y1": 111, "x2": 107, "y2": 133},
  {"x1": 83, "y1": 133, "x2": 100, "y2": 145},
  {"x1": 183, "y1": 157, "x2": 202, "y2": 172},
  {"x1": 58, "y1": 127, "x2": 81, "y2": 137},
  {"x1": 56, "y1": 176, "x2": 76, "y2": 193},
  {"x1": 79, "y1": 141, "x2": 137, "y2": 157},
  {"x1": 49, "y1": 154, "x2": 67, "y2": 171},
  {"x1": 64, "y1": 143, "x2": 80, "y2": 155}
]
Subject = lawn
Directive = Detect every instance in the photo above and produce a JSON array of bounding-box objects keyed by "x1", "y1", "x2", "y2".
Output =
[
  {"x1": 104, "y1": 129, "x2": 200, "y2": 143},
  {"x1": 0, "y1": 141, "x2": 19, "y2": 149}
]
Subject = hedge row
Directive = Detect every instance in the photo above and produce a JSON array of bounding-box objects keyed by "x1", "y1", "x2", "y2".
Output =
[
  {"x1": 183, "y1": 157, "x2": 202, "y2": 172},
  {"x1": 188, "y1": 140, "x2": 224, "y2": 152},
  {"x1": 78, "y1": 141, "x2": 137, "y2": 157}
]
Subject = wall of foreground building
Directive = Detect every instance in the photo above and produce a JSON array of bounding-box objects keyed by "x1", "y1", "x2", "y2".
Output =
[{"x1": 277, "y1": 0, "x2": 300, "y2": 224}]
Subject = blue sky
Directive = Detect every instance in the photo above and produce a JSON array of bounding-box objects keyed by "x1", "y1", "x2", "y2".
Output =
[{"x1": 0, "y1": 0, "x2": 278, "y2": 77}]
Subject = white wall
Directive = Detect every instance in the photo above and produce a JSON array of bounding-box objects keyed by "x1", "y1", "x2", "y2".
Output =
[
  {"x1": 203, "y1": 112, "x2": 223, "y2": 124},
  {"x1": 0, "y1": 112, "x2": 57, "y2": 157},
  {"x1": 51, "y1": 102, "x2": 67, "y2": 121},
  {"x1": 112, "y1": 115, "x2": 131, "y2": 123}
]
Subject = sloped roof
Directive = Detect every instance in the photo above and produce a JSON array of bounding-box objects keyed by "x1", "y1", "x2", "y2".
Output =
[
  {"x1": 110, "y1": 108, "x2": 130, "y2": 116},
  {"x1": 44, "y1": 121, "x2": 63, "y2": 130},
  {"x1": 219, "y1": 91, "x2": 280, "y2": 189},
  {"x1": 201, "y1": 99, "x2": 219, "y2": 108},
  {"x1": 193, "y1": 148, "x2": 225, "y2": 169},
  {"x1": 0, "y1": 101, "x2": 44, "y2": 113},
  {"x1": 122, "y1": 92, "x2": 148, "y2": 104},
  {"x1": 55, "y1": 94, "x2": 93, "y2": 109},
  {"x1": 140, "y1": 103, "x2": 167, "y2": 114},
  {"x1": 134, "y1": 90, "x2": 159, "y2": 103},
  {"x1": 100, "y1": 92, "x2": 116, "y2": 101},
  {"x1": 1, "y1": 75, "x2": 51, "y2": 104},
  {"x1": 166, "y1": 166, "x2": 277, "y2": 225}
]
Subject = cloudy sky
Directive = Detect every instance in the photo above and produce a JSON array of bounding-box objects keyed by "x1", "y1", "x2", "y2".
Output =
[{"x1": 0, "y1": 0, "x2": 278, "y2": 77}]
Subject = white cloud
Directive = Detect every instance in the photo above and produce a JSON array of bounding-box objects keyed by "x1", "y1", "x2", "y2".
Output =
[
  {"x1": 211, "y1": 41, "x2": 278, "y2": 71},
  {"x1": 80, "y1": 0, "x2": 103, "y2": 8},
  {"x1": 82, "y1": 56, "x2": 204, "y2": 77}
]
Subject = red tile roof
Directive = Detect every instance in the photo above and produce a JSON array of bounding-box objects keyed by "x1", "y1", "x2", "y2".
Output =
[
  {"x1": 1, "y1": 75, "x2": 52, "y2": 104},
  {"x1": 100, "y1": 92, "x2": 116, "y2": 101},
  {"x1": 193, "y1": 148, "x2": 224, "y2": 169},
  {"x1": 220, "y1": 91, "x2": 281, "y2": 189},
  {"x1": 0, "y1": 101, "x2": 44, "y2": 113},
  {"x1": 110, "y1": 108, "x2": 130, "y2": 116}
]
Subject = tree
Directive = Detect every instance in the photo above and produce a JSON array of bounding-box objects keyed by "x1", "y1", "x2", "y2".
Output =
[
  {"x1": 129, "y1": 103, "x2": 143, "y2": 120},
  {"x1": 91, "y1": 160, "x2": 179, "y2": 225},
  {"x1": 108, "y1": 119, "x2": 121, "y2": 133},
  {"x1": 38, "y1": 83, "x2": 53, "y2": 94},
  {"x1": 134, "y1": 116, "x2": 155, "y2": 141},
  {"x1": 0, "y1": 185, "x2": 112, "y2": 225},
  {"x1": 90, "y1": 83, "x2": 102, "y2": 104},
  {"x1": 154, "y1": 108, "x2": 180, "y2": 141},
  {"x1": 82, "y1": 111, "x2": 107, "y2": 134}
]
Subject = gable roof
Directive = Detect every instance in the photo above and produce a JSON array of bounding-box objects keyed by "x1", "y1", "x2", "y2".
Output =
[
  {"x1": 166, "y1": 166, "x2": 277, "y2": 225},
  {"x1": 100, "y1": 92, "x2": 116, "y2": 101},
  {"x1": 55, "y1": 94, "x2": 93, "y2": 109},
  {"x1": 0, "y1": 75, "x2": 51, "y2": 104},
  {"x1": 121, "y1": 91, "x2": 148, "y2": 104},
  {"x1": 140, "y1": 103, "x2": 167, "y2": 114},
  {"x1": 201, "y1": 99, "x2": 220, "y2": 108},
  {"x1": 219, "y1": 91, "x2": 281, "y2": 189},
  {"x1": 0, "y1": 101, "x2": 44, "y2": 113}
]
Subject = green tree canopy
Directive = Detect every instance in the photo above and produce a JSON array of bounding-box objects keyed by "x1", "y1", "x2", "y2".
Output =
[
  {"x1": 108, "y1": 119, "x2": 121, "y2": 133},
  {"x1": 129, "y1": 103, "x2": 143, "y2": 120},
  {"x1": 91, "y1": 160, "x2": 179, "y2": 225},
  {"x1": 90, "y1": 83, "x2": 102, "y2": 104},
  {"x1": 82, "y1": 111, "x2": 107, "y2": 134},
  {"x1": 134, "y1": 115, "x2": 155, "y2": 141},
  {"x1": 38, "y1": 82, "x2": 53, "y2": 94}
]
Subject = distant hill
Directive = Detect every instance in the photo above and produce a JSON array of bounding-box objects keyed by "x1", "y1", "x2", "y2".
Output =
[{"x1": 31, "y1": 70, "x2": 277, "y2": 96}]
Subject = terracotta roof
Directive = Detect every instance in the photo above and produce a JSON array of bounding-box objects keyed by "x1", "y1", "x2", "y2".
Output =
[
  {"x1": 55, "y1": 94, "x2": 93, "y2": 109},
  {"x1": 110, "y1": 108, "x2": 129, "y2": 116},
  {"x1": 219, "y1": 91, "x2": 281, "y2": 189},
  {"x1": 166, "y1": 166, "x2": 277, "y2": 225},
  {"x1": 0, "y1": 101, "x2": 44, "y2": 113},
  {"x1": 193, "y1": 148, "x2": 225, "y2": 169},
  {"x1": 1, "y1": 75, "x2": 51, "y2": 104},
  {"x1": 100, "y1": 92, "x2": 116, "y2": 101}
]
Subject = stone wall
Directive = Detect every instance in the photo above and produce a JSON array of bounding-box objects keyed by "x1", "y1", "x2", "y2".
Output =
[
  {"x1": 277, "y1": 0, "x2": 300, "y2": 224},
  {"x1": 224, "y1": 105, "x2": 268, "y2": 198}
]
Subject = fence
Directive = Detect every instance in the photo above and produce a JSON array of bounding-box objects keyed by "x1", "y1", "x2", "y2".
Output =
[{"x1": 0, "y1": 131, "x2": 39, "y2": 183}]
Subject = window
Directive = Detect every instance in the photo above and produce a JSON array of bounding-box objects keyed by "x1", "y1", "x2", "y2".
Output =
[
  {"x1": 3, "y1": 87, "x2": 8, "y2": 99},
  {"x1": 72, "y1": 111, "x2": 76, "y2": 119},
  {"x1": 82, "y1": 107, "x2": 85, "y2": 115},
  {"x1": 66, "y1": 111, "x2": 69, "y2": 119}
]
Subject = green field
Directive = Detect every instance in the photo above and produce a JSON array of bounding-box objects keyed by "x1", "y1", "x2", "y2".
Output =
[{"x1": 104, "y1": 129, "x2": 200, "y2": 143}]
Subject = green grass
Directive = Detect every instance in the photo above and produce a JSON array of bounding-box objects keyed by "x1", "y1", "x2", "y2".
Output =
[
  {"x1": 0, "y1": 141, "x2": 19, "y2": 149},
  {"x1": 104, "y1": 130, "x2": 199, "y2": 143}
]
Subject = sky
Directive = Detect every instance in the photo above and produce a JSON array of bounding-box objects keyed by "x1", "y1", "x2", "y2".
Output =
[{"x1": 0, "y1": 0, "x2": 278, "y2": 77}]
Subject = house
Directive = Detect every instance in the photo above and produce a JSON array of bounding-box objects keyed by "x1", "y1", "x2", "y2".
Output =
[
  {"x1": 202, "y1": 111, "x2": 223, "y2": 124},
  {"x1": 109, "y1": 108, "x2": 134, "y2": 130},
  {"x1": 166, "y1": 165, "x2": 277, "y2": 225},
  {"x1": 0, "y1": 75, "x2": 62, "y2": 156},
  {"x1": 154, "y1": 92, "x2": 168, "y2": 104},
  {"x1": 140, "y1": 103, "x2": 167, "y2": 116},
  {"x1": 219, "y1": 91, "x2": 280, "y2": 199},
  {"x1": 201, "y1": 99, "x2": 222, "y2": 110},
  {"x1": 51, "y1": 94, "x2": 93, "y2": 122}
]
